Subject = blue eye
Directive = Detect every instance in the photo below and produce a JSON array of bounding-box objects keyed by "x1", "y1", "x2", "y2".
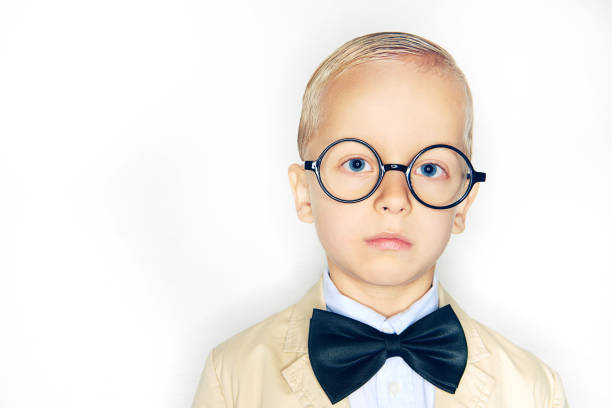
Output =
[
  {"x1": 342, "y1": 158, "x2": 372, "y2": 173},
  {"x1": 416, "y1": 163, "x2": 445, "y2": 178}
]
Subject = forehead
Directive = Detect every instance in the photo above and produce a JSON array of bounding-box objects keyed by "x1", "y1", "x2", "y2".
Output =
[{"x1": 309, "y1": 57, "x2": 468, "y2": 161}]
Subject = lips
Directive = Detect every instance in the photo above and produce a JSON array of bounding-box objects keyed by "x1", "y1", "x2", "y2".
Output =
[{"x1": 364, "y1": 232, "x2": 412, "y2": 250}]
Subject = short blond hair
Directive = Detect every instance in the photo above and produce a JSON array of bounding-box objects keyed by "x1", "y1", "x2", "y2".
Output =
[{"x1": 297, "y1": 32, "x2": 474, "y2": 161}]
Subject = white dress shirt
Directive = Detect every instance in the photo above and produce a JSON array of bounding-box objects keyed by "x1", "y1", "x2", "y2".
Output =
[{"x1": 322, "y1": 266, "x2": 439, "y2": 408}]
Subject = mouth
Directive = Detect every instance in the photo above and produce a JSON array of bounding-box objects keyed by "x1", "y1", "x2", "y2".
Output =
[{"x1": 364, "y1": 232, "x2": 412, "y2": 250}]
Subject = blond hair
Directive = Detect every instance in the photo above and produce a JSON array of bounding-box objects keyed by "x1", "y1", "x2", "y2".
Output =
[{"x1": 297, "y1": 32, "x2": 474, "y2": 161}]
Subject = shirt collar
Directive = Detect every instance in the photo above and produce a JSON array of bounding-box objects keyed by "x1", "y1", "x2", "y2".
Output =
[{"x1": 322, "y1": 265, "x2": 439, "y2": 334}]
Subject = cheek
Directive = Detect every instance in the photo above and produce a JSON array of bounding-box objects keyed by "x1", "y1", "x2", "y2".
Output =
[
  {"x1": 417, "y1": 211, "x2": 455, "y2": 254},
  {"x1": 311, "y1": 194, "x2": 360, "y2": 254}
]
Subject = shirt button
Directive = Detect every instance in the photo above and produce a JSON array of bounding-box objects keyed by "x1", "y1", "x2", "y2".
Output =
[{"x1": 388, "y1": 381, "x2": 400, "y2": 396}]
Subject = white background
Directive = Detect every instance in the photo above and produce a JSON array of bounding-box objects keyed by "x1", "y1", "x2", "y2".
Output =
[{"x1": 1, "y1": 1, "x2": 610, "y2": 407}]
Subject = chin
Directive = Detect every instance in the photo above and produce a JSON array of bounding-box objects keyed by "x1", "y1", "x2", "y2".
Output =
[{"x1": 355, "y1": 266, "x2": 421, "y2": 287}]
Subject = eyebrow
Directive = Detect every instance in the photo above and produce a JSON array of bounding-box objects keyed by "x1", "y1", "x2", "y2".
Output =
[{"x1": 336, "y1": 136, "x2": 463, "y2": 161}]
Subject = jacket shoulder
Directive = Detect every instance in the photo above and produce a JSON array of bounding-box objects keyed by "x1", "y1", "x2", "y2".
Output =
[
  {"x1": 211, "y1": 302, "x2": 297, "y2": 376},
  {"x1": 468, "y1": 317, "x2": 569, "y2": 407},
  {"x1": 473, "y1": 317, "x2": 553, "y2": 370},
  {"x1": 193, "y1": 303, "x2": 300, "y2": 408}
]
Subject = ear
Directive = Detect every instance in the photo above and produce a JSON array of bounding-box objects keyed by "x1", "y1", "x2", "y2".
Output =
[
  {"x1": 451, "y1": 182, "x2": 480, "y2": 234},
  {"x1": 287, "y1": 163, "x2": 314, "y2": 224}
]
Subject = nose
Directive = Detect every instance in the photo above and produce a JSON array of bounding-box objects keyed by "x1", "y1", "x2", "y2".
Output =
[{"x1": 374, "y1": 169, "x2": 413, "y2": 215}]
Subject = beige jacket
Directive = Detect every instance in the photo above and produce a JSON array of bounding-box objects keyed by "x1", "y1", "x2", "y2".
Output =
[{"x1": 192, "y1": 274, "x2": 569, "y2": 408}]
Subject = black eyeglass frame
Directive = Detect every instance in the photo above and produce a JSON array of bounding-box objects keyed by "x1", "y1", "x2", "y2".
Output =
[{"x1": 304, "y1": 137, "x2": 486, "y2": 209}]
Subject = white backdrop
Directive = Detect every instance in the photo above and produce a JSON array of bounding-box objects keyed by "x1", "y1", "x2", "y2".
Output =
[{"x1": 1, "y1": 1, "x2": 610, "y2": 407}]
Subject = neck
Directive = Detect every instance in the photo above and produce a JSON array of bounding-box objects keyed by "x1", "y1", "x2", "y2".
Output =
[{"x1": 327, "y1": 263, "x2": 436, "y2": 318}]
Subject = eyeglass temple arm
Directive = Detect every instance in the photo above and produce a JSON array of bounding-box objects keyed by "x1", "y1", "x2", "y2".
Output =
[
  {"x1": 304, "y1": 161, "x2": 316, "y2": 171},
  {"x1": 468, "y1": 171, "x2": 486, "y2": 183}
]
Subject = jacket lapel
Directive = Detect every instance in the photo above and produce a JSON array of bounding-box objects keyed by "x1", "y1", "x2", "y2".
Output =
[
  {"x1": 281, "y1": 274, "x2": 350, "y2": 408},
  {"x1": 280, "y1": 273, "x2": 496, "y2": 408},
  {"x1": 434, "y1": 283, "x2": 496, "y2": 408}
]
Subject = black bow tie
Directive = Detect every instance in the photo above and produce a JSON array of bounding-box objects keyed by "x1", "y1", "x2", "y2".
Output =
[{"x1": 307, "y1": 304, "x2": 468, "y2": 404}]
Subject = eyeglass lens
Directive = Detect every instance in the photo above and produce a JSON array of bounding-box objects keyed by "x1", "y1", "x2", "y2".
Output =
[{"x1": 319, "y1": 140, "x2": 472, "y2": 206}]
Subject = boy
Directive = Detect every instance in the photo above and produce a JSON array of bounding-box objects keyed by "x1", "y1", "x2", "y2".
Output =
[{"x1": 191, "y1": 32, "x2": 569, "y2": 408}]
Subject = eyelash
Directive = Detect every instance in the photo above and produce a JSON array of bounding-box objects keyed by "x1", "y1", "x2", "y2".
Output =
[
  {"x1": 341, "y1": 158, "x2": 447, "y2": 179},
  {"x1": 414, "y1": 162, "x2": 447, "y2": 178}
]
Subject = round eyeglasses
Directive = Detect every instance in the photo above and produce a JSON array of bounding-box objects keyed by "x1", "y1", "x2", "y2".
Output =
[{"x1": 304, "y1": 138, "x2": 486, "y2": 209}]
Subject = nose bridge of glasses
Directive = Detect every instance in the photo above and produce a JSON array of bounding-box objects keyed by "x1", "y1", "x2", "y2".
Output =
[
  {"x1": 379, "y1": 163, "x2": 411, "y2": 191},
  {"x1": 383, "y1": 163, "x2": 409, "y2": 173},
  {"x1": 373, "y1": 162, "x2": 415, "y2": 211}
]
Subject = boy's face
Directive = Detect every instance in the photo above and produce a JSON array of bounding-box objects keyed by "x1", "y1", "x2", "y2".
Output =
[{"x1": 288, "y1": 57, "x2": 479, "y2": 288}]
